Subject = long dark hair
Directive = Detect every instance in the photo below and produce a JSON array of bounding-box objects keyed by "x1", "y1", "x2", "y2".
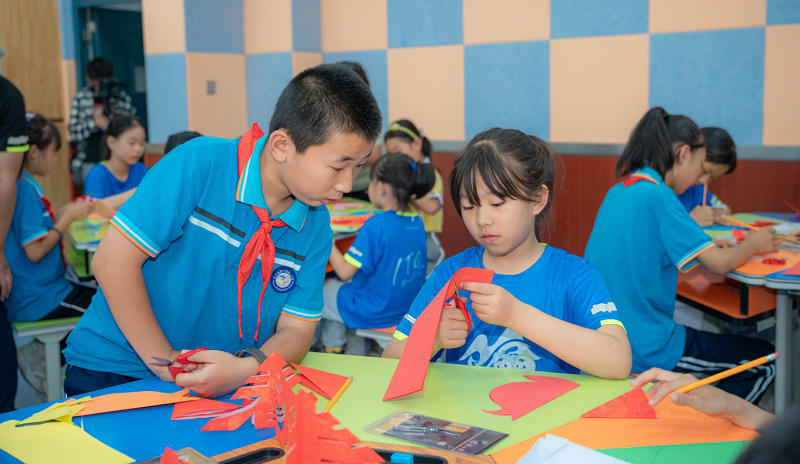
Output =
[
  {"x1": 449, "y1": 128, "x2": 561, "y2": 240},
  {"x1": 385, "y1": 119, "x2": 432, "y2": 158},
  {"x1": 370, "y1": 153, "x2": 436, "y2": 212},
  {"x1": 703, "y1": 126, "x2": 736, "y2": 174},
  {"x1": 100, "y1": 115, "x2": 143, "y2": 161},
  {"x1": 616, "y1": 107, "x2": 705, "y2": 178}
]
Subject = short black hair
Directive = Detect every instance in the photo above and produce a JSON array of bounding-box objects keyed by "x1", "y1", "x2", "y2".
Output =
[
  {"x1": 86, "y1": 57, "x2": 114, "y2": 80},
  {"x1": 165, "y1": 131, "x2": 203, "y2": 155},
  {"x1": 269, "y1": 63, "x2": 382, "y2": 154},
  {"x1": 702, "y1": 126, "x2": 736, "y2": 174}
]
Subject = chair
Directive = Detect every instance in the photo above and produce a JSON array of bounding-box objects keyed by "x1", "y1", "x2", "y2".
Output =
[
  {"x1": 354, "y1": 326, "x2": 397, "y2": 350},
  {"x1": 14, "y1": 317, "x2": 80, "y2": 401}
]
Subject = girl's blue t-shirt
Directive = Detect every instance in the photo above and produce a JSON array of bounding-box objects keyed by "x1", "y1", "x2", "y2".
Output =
[
  {"x1": 84, "y1": 161, "x2": 148, "y2": 198},
  {"x1": 676, "y1": 184, "x2": 725, "y2": 213},
  {"x1": 394, "y1": 245, "x2": 623, "y2": 374},
  {"x1": 338, "y1": 211, "x2": 427, "y2": 329}
]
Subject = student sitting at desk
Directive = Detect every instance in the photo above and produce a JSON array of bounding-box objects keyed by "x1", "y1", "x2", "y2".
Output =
[
  {"x1": 323, "y1": 153, "x2": 433, "y2": 353},
  {"x1": 585, "y1": 108, "x2": 778, "y2": 403},
  {"x1": 3, "y1": 115, "x2": 96, "y2": 394},
  {"x1": 383, "y1": 128, "x2": 633, "y2": 380},
  {"x1": 63, "y1": 64, "x2": 383, "y2": 398},
  {"x1": 677, "y1": 127, "x2": 736, "y2": 227},
  {"x1": 83, "y1": 115, "x2": 147, "y2": 209}
]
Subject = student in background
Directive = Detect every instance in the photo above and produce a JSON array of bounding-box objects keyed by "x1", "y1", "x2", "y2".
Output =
[
  {"x1": 384, "y1": 128, "x2": 632, "y2": 380},
  {"x1": 4, "y1": 114, "x2": 96, "y2": 395},
  {"x1": 384, "y1": 120, "x2": 445, "y2": 275},
  {"x1": 323, "y1": 153, "x2": 433, "y2": 353},
  {"x1": 83, "y1": 116, "x2": 147, "y2": 209},
  {"x1": 585, "y1": 108, "x2": 778, "y2": 403},
  {"x1": 677, "y1": 127, "x2": 736, "y2": 227},
  {"x1": 164, "y1": 131, "x2": 202, "y2": 155}
]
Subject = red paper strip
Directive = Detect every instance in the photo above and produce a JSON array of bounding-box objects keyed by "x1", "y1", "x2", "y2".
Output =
[
  {"x1": 383, "y1": 267, "x2": 494, "y2": 401},
  {"x1": 581, "y1": 388, "x2": 657, "y2": 419},
  {"x1": 171, "y1": 398, "x2": 240, "y2": 420},
  {"x1": 484, "y1": 375, "x2": 579, "y2": 420},
  {"x1": 291, "y1": 364, "x2": 349, "y2": 400},
  {"x1": 201, "y1": 398, "x2": 260, "y2": 432},
  {"x1": 231, "y1": 385, "x2": 275, "y2": 400},
  {"x1": 160, "y1": 447, "x2": 180, "y2": 464},
  {"x1": 762, "y1": 258, "x2": 787, "y2": 265}
]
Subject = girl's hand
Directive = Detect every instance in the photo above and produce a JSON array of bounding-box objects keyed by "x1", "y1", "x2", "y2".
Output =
[
  {"x1": 173, "y1": 349, "x2": 259, "y2": 398},
  {"x1": 689, "y1": 206, "x2": 714, "y2": 227},
  {"x1": 742, "y1": 227, "x2": 779, "y2": 255},
  {"x1": 460, "y1": 282, "x2": 521, "y2": 328},
  {"x1": 433, "y1": 300, "x2": 469, "y2": 353},
  {"x1": 65, "y1": 201, "x2": 94, "y2": 222}
]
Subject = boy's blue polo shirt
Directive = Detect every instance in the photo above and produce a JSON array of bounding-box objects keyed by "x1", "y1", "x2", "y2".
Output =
[
  {"x1": 4, "y1": 172, "x2": 71, "y2": 322},
  {"x1": 84, "y1": 161, "x2": 149, "y2": 199},
  {"x1": 394, "y1": 245, "x2": 624, "y2": 374},
  {"x1": 64, "y1": 136, "x2": 333, "y2": 378},
  {"x1": 584, "y1": 167, "x2": 715, "y2": 373},
  {"x1": 677, "y1": 184, "x2": 725, "y2": 213},
  {"x1": 338, "y1": 211, "x2": 427, "y2": 329}
]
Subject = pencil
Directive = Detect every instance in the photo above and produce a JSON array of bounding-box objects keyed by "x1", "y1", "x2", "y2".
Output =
[
  {"x1": 323, "y1": 376, "x2": 352, "y2": 412},
  {"x1": 702, "y1": 184, "x2": 707, "y2": 207},
  {"x1": 673, "y1": 353, "x2": 779, "y2": 394},
  {"x1": 722, "y1": 215, "x2": 760, "y2": 231}
]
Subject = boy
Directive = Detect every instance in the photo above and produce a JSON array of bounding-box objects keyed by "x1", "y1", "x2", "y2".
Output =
[{"x1": 63, "y1": 64, "x2": 382, "y2": 398}]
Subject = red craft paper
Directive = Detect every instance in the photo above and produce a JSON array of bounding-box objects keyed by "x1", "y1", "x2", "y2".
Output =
[
  {"x1": 231, "y1": 385, "x2": 275, "y2": 400},
  {"x1": 581, "y1": 388, "x2": 657, "y2": 419},
  {"x1": 201, "y1": 398, "x2": 260, "y2": 432},
  {"x1": 245, "y1": 374, "x2": 272, "y2": 385},
  {"x1": 291, "y1": 364, "x2": 349, "y2": 400},
  {"x1": 74, "y1": 389, "x2": 200, "y2": 417},
  {"x1": 762, "y1": 258, "x2": 787, "y2": 265},
  {"x1": 484, "y1": 375, "x2": 579, "y2": 420},
  {"x1": 784, "y1": 260, "x2": 800, "y2": 276},
  {"x1": 753, "y1": 221, "x2": 776, "y2": 227},
  {"x1": 733, "y1": 229, "x2": 746, "y2": 242},
  {"x1": 171, "y1": 398, "x2": 240, "y2": 420},
  {"x1": 383, "y1": 267, "x2": 495, "y2": 401},
  {"x1": 160, "y1": 447, "x2": 180, "y2": 464}
]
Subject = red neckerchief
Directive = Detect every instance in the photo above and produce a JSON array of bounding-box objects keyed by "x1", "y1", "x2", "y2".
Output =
[
  {"x1": 237, "y1": 123, "x2": 287, "y2": 341},
  {"x1": 622, "y1": 173, "x2": 659, "y2": 187}
]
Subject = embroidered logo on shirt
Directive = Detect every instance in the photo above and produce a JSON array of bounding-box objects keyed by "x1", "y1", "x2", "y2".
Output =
[
  {"x1": 270, "y1": 267, "x2": 296, "y2": 293},
  {"x1": 590, "y1": 302, "x2": 618, "y2": 315}
]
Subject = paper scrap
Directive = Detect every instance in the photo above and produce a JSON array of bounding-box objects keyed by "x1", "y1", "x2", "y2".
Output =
[
  {"x1": 171, "y1": 398, "x2": 240, "y2": 420},
  {"x1": 160, "y1": 447, "x2": 180, "y2": 464},
  {"x1": 292, "y1": 364, "x2": 349, "y2": 400},
  {"x1": 74, "y1": 389, "x2": 200, "y2": 417},
  {"x1": 201, "y1": 398, "x2": 260, "y2": 432},
  {"x1": 515, "y1": 434, "x2": 626, "y2": 464},
  {"x1": 484, "y1": 375, "x2": 579, "y2": 420},
  {"x1": 581, "y1": 388, "x2": 656, "y2": 419},
  {"x1": 0, "y1": 420, "x2": 133, "y2": 464},
  {"x1": 383, "y1": 267, "x2": 495, "y2": 401}
]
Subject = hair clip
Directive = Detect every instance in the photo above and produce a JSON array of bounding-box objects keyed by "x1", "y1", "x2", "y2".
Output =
[{"x1": 411, "y1": 162, "x2": 417, "y2": 171}]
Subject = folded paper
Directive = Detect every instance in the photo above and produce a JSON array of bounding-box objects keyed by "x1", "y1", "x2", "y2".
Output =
[
  {"x1": 484, "y1": 375, "x2": 579, "y2": 420},
  {"x1": 581, "y1": 388, "x2": 657, "y2": 419},
  {"x1": 74, "y1": 389, "x2": 199, "y2": 417}
]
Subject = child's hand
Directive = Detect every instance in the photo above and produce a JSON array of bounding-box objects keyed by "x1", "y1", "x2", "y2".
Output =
[
  {"x1": 151, "y1": 349, "x2": 182, "y2": 382},
  {"x1": 433, "y1": 301, "x2": 469, "y2": 353},
  {"x1": 64, "y1": 201, "x2": 94, "y2": 222},
  {"x1": 460, "y1": 282, "x2": 521, "y2": 328},
  {"x1": 689, "y1": 206, "x2": 714, "y2": 227},
  {"x1": 173, "y1": 349, "x2": 259, "y2": 398},
  {"x1": 742, "y1": 227, "x2": 779, "y2": 255}
]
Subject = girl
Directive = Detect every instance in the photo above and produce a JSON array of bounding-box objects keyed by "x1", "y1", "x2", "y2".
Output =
[
  {"x1": 323, "y1": 153, "x2": 434, "y2": 353},
  {"x1": 3, "y1": 114, "x2": 96, "y2": 393},
  {"x1": 384, "y1": 120, "x2": 445, "y2": 275},
  {"x1": 383, "y1": 128, "x2": 632, "y2": 380},
  {"x1": 677, "y1": 127, "x2": 736, "y2": 227},
  {"x1": 83, "y1": 115, "x2": 147, "y2": 208},
  {"x1": 584, "y1": 107, "x2": 778, "y2": 403}
]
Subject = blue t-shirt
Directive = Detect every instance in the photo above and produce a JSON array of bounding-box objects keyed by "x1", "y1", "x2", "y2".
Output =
[
  {"x1": 338, "y1": 211, "x2": 427, "y2": 329},
  {"x1": 394, "y1": 245, "x2": 623, "y2": 374},
  {"x1": 676, "y1": 184, "x2": 725, "y2": 213},
  {"x1": 83, "y1": 161, "x2": 148, "y2": 198},
  {"x1": 4, "y1": 172, "x2": 72, "y2": 322},
  {"x1": 64, "y1": 135, "x2": 332, "y2": 378},
  {"x1": 584, "y1": 167, "x2": 715, "y2": 373}
]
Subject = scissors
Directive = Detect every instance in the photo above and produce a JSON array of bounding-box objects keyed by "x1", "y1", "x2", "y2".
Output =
[
  {"x1": 452, "y1": 281, "x2": 473, "y2": 331},
  {"x1": 149, "y1": 347, "x2": 208, "y2": 381}
]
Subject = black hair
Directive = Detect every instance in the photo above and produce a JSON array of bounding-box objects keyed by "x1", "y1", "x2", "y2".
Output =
[
  {"x1": 100, "y1": 115, "x2": 144, "y2": 161},
  {"x1": 335, "y1": 61, "x2": 369, "y2": 87},
  {"x1": 734, "y1": 407, "x2": 800, "y2": 464},
  {"x1": 86, "y1": 57, "x2": 114, "y2": 80},
  {"x1": 164, "y1": 131, "x2": 202, "y2": 155},
  {"x1": 370, "y1": 153, "x2": 435, "y2": 212},
  {"x1": 702, "y1": 126, "x2": 736, "y2": 174},
  {"x1": 616, "y1": 107, "x2": 705, "y2": 178},
  {"x1": 269, "y1": 63, "x2": 382, "y2": 154},
  {"x1": 385, "y1": 119, "x2": 432, "y2": 158},
  {"x1": 21, "y1": 114, "x2": 61, "y2": 173},
  {"x1": 449, "y1": 128, "x2": 561, "y2": 240}
]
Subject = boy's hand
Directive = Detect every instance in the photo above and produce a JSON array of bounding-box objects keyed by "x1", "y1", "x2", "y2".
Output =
[
  {"x1": 150, "y1": 349, "x2": 182, "y2": 382},
  {"x1": 689, "y1": 206, "x2": 714, "y2": 227},
  {"x1": 461, "y1": 282, "x2": 521, "y2": 328},
  {"x1": 742, "y1": 227, "x2": 779, "y2": 255},
  {"x1": 64, "y1": 201, "x2": 93, "y2": 222},
  {"x1": 433, "y1": 301, "x2": 469, "y2": 353},
  {"x1": 173, "y1": 349, "x2": 259, "y2": 398},
  {"x1": 712, "y1": 208, "x2": 729, "y2": 225}
]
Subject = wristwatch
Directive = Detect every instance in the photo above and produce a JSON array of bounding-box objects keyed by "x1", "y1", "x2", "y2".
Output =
[{"x1": 234, "y1": 348, "x2": 267, "y2": 366}]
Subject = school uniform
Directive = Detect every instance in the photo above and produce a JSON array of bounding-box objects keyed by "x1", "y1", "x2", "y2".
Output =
[
  {"x1": 585, "y1": 167, "x2": 774, "y2": 403},
  {"x1": 63, "y1": 125, "x2": 332, "y2": 394},
  {"x1": 411, "y1": 159, "x2": 445, "y2": 275},
  {"x1": 320, "y1": 211, "x2": 427, "y2": 348},
  {"x1": 394, "y1": 245, "x2": 624, "y2": 374},
  {"x1": 83, "y1": 161, "x2": 149, "y2": 198},
  {"x1": 677, "y1": 184, "x2": 727, "y2": 213}
]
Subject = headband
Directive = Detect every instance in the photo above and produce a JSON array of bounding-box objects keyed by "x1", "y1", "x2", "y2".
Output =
[{"x1": 387, "y1": 122, "x2": 419, "y2": 140}]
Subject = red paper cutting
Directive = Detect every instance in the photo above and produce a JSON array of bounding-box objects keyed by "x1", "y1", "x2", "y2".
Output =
[
  {"x1": 581, "y1": 388, "x2": 657, "y2": 419},
  {"x1": 733, "y1": 229, "x2": 746, "y2": 242},
  {"x1": 784, "y1": 260, "x2": 800, "y2": 276},
  {"x1": 753, "y1": 221, "x2": 776, "y2": 227},
  {"x1": 762, "y1": 258, "x2": 787, "y2": 265},
  {"x1": 160, "y1": 447, "x2": 180, "y2": 464},
  {"x1": 231, "y1": 385, "x2": 275, "y2": 400},
  {"x1": 201, "y1": 398, "x2": 260, "y2": 432},
  {"x1": 383, "y1": 267, "x2": 495, "y2": 401},
  {"x1": 171, "y1": 398, "x2": 240, "y2": 420},
  {"x1": 484, "y1": 375, "x2": 580, "y2": 420},
  {"x1": 291, "y1": 364, "x2": 349, "y2": 399}
]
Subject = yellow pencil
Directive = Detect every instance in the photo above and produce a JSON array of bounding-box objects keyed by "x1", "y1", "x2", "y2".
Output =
[
  {"x1": 722, "y1": 215, "x2": 760, "y2": 231},
  {"x1": 323, "y1": 376, "x2": 352, "y2": 412},
  {"x1": 702, "y1": 184, "x2": 708, "y2": 207},
  {"x1": 673, "y1": 353, "x2": 779, "y2": 394}
]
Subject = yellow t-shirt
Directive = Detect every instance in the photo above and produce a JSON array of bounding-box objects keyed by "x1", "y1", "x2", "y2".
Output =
[{"x1": 413, "y1": 169, "x2": 444, "y2": 233}]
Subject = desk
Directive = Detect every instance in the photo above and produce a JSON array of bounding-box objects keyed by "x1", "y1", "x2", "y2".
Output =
[
  {"x1": 65, "y1": 217, "x2": 110, "y2": 281},
  {"x1": 0, "y1": 354, "x2": 748, "y2": 464}
]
